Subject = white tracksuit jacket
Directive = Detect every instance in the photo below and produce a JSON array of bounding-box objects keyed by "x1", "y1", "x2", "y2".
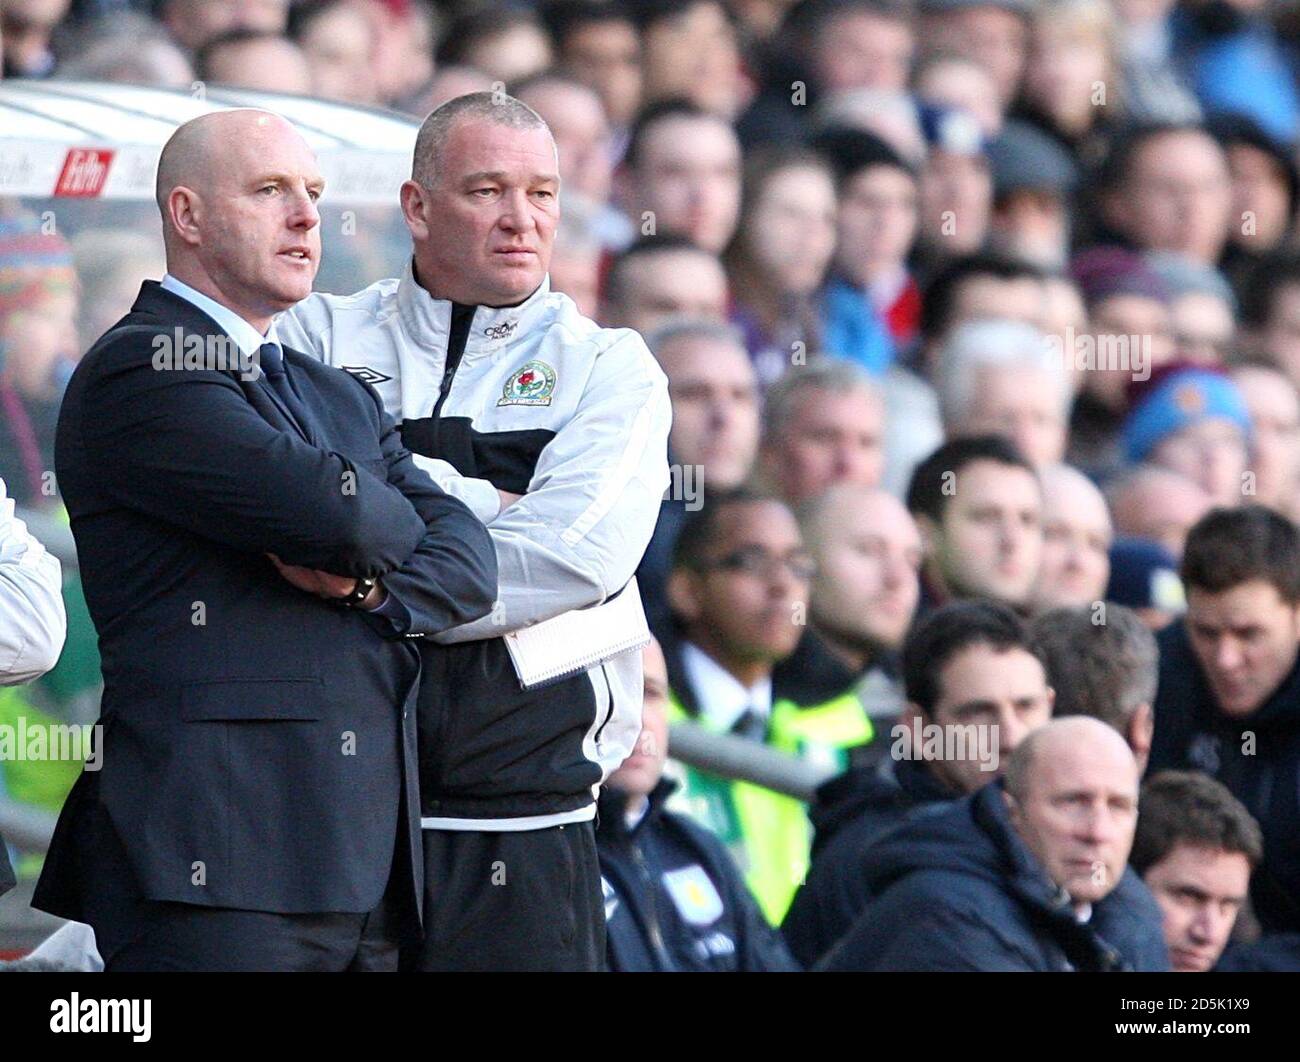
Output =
[{"x1": 278, "y1": 263, "x2": 670, "y2": 829}]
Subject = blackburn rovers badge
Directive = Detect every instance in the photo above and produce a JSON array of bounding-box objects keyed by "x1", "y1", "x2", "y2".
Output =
[{"x1": 498, "y1": 360, "x2": 556, "y2": 406}]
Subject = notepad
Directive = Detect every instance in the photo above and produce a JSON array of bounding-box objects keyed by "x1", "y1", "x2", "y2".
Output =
[{"x1": 503, "y1": 578, "x2": 652, "y2": 690}]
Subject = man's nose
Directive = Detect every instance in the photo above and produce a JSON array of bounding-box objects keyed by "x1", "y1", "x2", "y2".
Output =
[
  {"x1": 287, "y1": 188, "x2": 320, "y2": 230},
  {"x1": 1187, "y1": 906, "x2": 1216, "y2": 945},
  {"x1": 1215, "y1": 638, "x2": 1244, "y2": 672},
  {"x1": 498, "y1": 189, "x2": 534, "y2": 232}
]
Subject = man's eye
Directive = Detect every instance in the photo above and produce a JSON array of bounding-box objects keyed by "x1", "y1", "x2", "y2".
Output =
[{"x1": 534, "y1": 189, "x2": 555, "y2": 199}]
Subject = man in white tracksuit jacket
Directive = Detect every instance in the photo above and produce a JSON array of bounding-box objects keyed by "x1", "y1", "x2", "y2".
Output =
[
  {"x1": 0, "y1": 475, "x2": 67, "y2": 898},
  {"x1": 278, "y1": 92, "x2": 670, "y2": 970}
]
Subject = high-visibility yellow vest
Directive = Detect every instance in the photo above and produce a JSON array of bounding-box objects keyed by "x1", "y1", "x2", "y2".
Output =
[{"x1": 665, "y1": 689, "x2": 874, "y2": 925}]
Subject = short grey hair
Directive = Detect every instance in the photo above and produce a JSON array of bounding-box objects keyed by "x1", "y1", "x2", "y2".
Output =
[
  {"x1": 762, "y1": 357, "x2": 882, "y2": 440},
  {"x1": 937, "y1": 318, "x2": 1070, "y2": 428},
  {"x1": 412, "y1": 91, "x2": 553, "y2": 188},
  {"x1": 645, "y1": 318, "x2": 748, "y2": 358},
  {"x1": 1029, "y1": 604, "x2": 1159, "y2": 731}
]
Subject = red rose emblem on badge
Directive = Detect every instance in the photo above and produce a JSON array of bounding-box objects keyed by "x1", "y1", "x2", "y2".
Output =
[{"x1": 518, "y1": 371, "x2": 535, "y2": 387}]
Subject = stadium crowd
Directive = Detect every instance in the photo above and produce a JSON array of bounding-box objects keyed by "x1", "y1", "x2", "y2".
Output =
[{"x1": 3, "y1": 0, "x2": 1300, "y2": 972}]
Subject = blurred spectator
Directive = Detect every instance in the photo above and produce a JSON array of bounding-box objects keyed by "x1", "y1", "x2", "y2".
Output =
[
  {"x1": 1146, "y1": 251, "x2": 1236, "y2": 365},
  {"x1": 1112, "y1": 0, "x2": 1202, "y2": 125},
  {"x1": 436, "y1": 6, "x2": 552, "y2": 86},
  {"x1": 1131, "y1": 770, "x2": 1262, "y2": 972},
  {"x1": 548, "y1": 195, "x2": 602, "y2": 318},
  {"x1": 783, "y1": 599, "x2": 1053, "y2": 965},
  {"x1": 1105, "y1": 536, "x2": 1187, "y2": 630},
  {"x1": 600, "y1": 235, "x2": 729, "y2": 335},
  {"x1": 1040, "y1": 272, "x2": 1089, "y2": 371},
  {"x1": 915, "y1": 105, "x2": 993, "y2": 261},
  {"x1": 0, "y1": 216, "x2": 79, "y2": 507},
  {"x1": 627, "y1": 0, "x2": 748, "y2": 119},
  {"x1": 937, "y1": 318, "x2": 1070, "y2": 467},
  {"x1": 986, "y1": 119, "x2": 1079, "y2": 269},
  {"x1": 1123, "y1": 364, "x2": 1252, "y2": 509},
  {"x1": 1, "y1": 0, "x2": 71, "y2": 76},
  {"x1": 1232, "y1": 362, "x2": 1300, "y2": 520},
  {"x1": 362, "y1": 0, "x2": 434, "y2": 107},
  {"x1": 1029, "y1": 603, "x2": 1156, "y2": 772},
  {"x1": 1095, "y1": 123, "x2": 1233, "y2": 268},
  {"x1": 542, "y1": 0, "x2": 643, "y2": 134},
  {"x1": 402, "y1": 64, "x2": 495, "y2": 116},
  {"x1": 516, "y1": 73, "x2": 614, "y2": 210},
  {"x1": 815, "y1": 87, "x2": 927, "y2": 164},
  {"x1": 663, "y1": 490, "x2": 872, "y2": 922},
  {"x1": 775, "y1": 484, "x2": 921, "y2": 726},
  {"x1": 616, "y1": 100, "x2": 743, "y2": 255},
  {"x1": 807, "y1": 0, "x2": 915, "y2": 96},
  {"x1": 917, "y1": 0, "x2": 1031, "y2": 108},
  {"x1": 918, "y1": 251, "x2": 1047, "y2": 370},
  {"x1": 726, "y1": 148, "x2": 839, "y2": 384},
  {"x1": 1171, "y1": 0, "x2": 1300, "y2": 145},
  {"x1": 598, "y1": 639, "x2": 800, "y2": 971},
  {"x1": 158, "y1": 0, "x2": 288, "y2": 54},
  {"x1": 821, "y1": 717, "x2": 1167, "y2": 971},
  {"x1": 1150, "y1": 505, "x2": 1300, "y2": 934},
  {"x1": 813, "y1": 126, "x2": 918, "y2": 353},
  {"x1": 1030, "y1": 463, "x2": 1113, "y2": 612},
  {"x1": 1211, "y1": 114, "x2": 1298, "y2": 297},
  {"x1": 69, "y1": 227, "x2": 165, "y2": 353},
  {"x1": 653, "y1": 321, "x2": 760, "y2": 494},
  {"x1": 1240, "y1": 250, "x2": 1300, "y2": 389},
  {"x1": 1067, "y1": 245, "x2": 1175, "y2": 479},
  {"x1": 906, "y1": 435, "x2": 1043, "y2": 614},
  {"x1": 194, "y1": 28, "x2": 312, "y2": 94},
  {"x1": 913, "y1": 52, "x2": 1003, "y2": 137},
  {"x1": 55, "y1": 12, "x2": 193, "y2": 86},
  {"x1": 288, "y1": 0, "x2": 378, "y2": 106},
  {"x1": 1016, "y1": 0, "x2": 1119, "y2": 159},
  {"x1": 1105, "y1": 463, "x2": 1212, "y2": 558},
  {"x1": 757, "y1": 359, "x2": 885, "y2": 506},
  {"x1": 637, "y1": 319, "x2": 760, "y2": 638}
]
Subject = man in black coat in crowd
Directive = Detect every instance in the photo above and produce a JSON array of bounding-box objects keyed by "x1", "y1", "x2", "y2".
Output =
[
  {"x1": 782, "y1": 600, "x2": 1053, "y2": 965},
  {"x1": 1149, "y1": 505, "x2": 1300, "y2": 934},
  {"x1": 820, "y1": 718, "x2": 1169, "y2": 971}
]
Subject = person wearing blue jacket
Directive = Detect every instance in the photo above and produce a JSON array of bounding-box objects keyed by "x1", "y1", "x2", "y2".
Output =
[
  {"x1": 596, "y1": 639, "x2": 800, "y2": 973},
  {"x1": 820, "y1": 718, "x2": 1169, "y2": 972}
]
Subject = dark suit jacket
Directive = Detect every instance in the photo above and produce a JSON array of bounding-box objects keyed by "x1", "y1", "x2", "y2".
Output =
[
  {"x1": 33, "y1": 282, "x2": 497, "y2": 921},
  {"x1": 0, "y1": 840, "x2": 14, "y2": 899}
]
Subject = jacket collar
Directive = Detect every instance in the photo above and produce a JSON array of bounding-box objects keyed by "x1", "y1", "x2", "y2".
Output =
[
  {"x1": 597, "y1": 777, "x2": 678, "y2": 841},
  {"x1": 395, "y1": 257, "x2": 553, "y2": 355}
]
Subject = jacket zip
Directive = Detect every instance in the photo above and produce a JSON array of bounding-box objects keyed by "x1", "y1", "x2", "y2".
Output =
[{"x1": 424, "y1": 302, "x2": 476, "y2": 802}]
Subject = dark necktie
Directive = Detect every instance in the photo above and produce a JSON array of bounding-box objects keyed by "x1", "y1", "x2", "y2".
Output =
[
  {"x1": 258, "y1": 342, "x2": 317, "y2": 443},
  {"x1": 730, "y1": 705, "x2": 768, "y2": 743}
]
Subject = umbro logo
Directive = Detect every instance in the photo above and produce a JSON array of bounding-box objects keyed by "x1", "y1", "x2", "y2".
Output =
[
  {"x1": 341, "y1": 365, "x2": 393, "y2": 385},
  {"x1": 484, "y1": 321, "x2": 518, "y2": 340}
]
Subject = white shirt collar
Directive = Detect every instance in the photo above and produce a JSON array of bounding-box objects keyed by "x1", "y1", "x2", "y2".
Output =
[
  {"x1": 161, "y1": 273, "x2": 280, "y2": 360},
  {"x1": 680, "y1": 641, "x2": 773, "y2": 733}
]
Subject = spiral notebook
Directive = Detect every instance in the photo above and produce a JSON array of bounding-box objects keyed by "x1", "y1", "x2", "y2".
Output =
[{"x1": 503, "y1": 578, "x2": 651, "y2": 690}]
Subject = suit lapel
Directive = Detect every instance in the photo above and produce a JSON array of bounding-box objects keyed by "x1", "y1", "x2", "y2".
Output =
[{"x1": 130, "y1": 282, "x2": 316, "y2": 445}]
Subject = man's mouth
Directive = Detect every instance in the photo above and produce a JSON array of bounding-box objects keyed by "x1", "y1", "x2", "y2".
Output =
[{"x1": 279, "y1": 248, "x2": 312, "y2": 262}]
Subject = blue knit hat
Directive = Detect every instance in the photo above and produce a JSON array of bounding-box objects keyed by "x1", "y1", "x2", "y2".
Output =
[{"x1": 1123, "y1": 366, "x2": 1252, "y2": 464}]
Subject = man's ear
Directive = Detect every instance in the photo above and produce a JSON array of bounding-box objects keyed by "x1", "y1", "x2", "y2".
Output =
[
  {"x1": 666, "y1": 568, "x2": 703, "y2": 625},
  {"x1": 913, "y1": 512, "x2": 939, "y2": 560},
  {"x1": 399, "y1": 179, "x2": 430, "y2": 242},
  {"x1": 1129, "y1": 702, "x2": 1154, "y2": 766}
]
